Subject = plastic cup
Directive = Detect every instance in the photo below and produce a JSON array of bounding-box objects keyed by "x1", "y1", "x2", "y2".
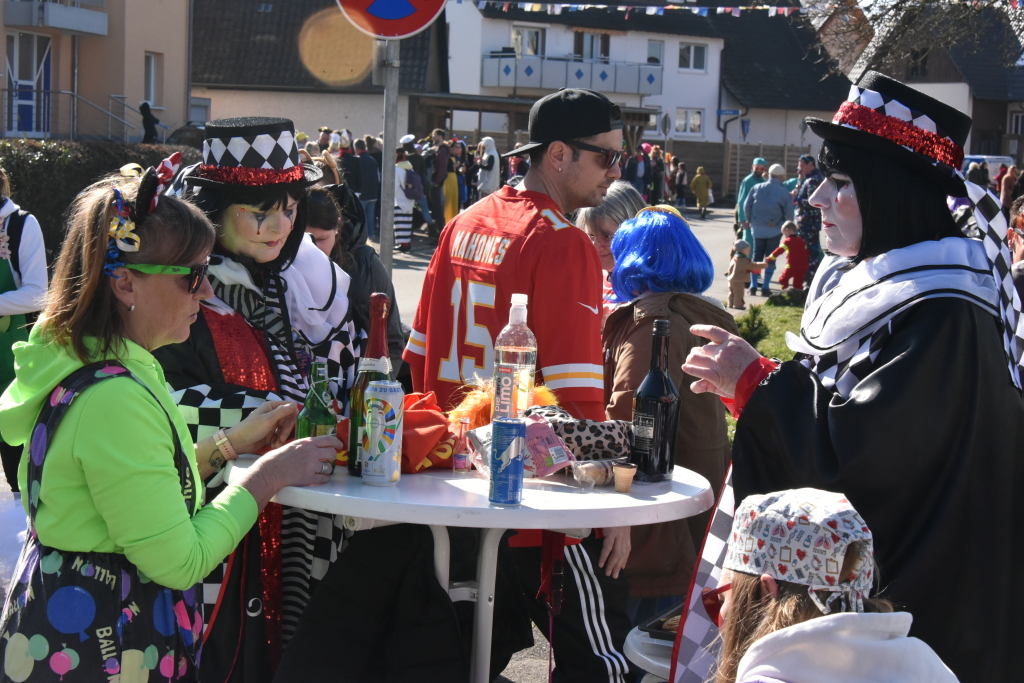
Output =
[{"x1": 613, "y1": 463, "x2": 638, "y2": 493}]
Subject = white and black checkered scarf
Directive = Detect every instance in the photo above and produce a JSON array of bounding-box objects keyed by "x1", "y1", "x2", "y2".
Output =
[{"x1": 787, "y1": 182, "x2": 1024, "y2": 399}]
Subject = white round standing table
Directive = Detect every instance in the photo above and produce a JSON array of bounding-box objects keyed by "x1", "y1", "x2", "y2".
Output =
[
  {"x1": 624, "y1": 627, "x2": 673, "y2": 682},
  {"x1": 225, "y1": 458, "x2": 712, "y2": 683}
]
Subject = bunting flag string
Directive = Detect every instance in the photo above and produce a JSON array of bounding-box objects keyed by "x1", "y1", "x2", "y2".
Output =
[
  {"x1": 475, "y1": 1, "x2": 1024, "y2": 12},
  {"x1": 476, "y1": 2, "x2": 807, "y2": 16}
]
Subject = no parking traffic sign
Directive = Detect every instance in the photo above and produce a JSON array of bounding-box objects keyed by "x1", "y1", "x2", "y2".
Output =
[{"x1": 336, "y1": 0, "x2": 446, "y2": 38}]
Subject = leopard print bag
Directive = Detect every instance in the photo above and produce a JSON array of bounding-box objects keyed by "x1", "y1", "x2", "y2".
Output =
[{"x1": 523, "y1": 405, "x2": 632, "y2": 462}]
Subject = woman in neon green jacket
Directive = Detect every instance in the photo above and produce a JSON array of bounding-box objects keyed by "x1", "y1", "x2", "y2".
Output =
[{"x1": 0, "y1": 157, "x2": 341, "y2": 683}]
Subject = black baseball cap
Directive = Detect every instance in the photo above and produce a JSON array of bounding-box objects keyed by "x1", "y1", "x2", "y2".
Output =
[{"x1": 503, "y1": 88, "x2": 623, "y2": 158}]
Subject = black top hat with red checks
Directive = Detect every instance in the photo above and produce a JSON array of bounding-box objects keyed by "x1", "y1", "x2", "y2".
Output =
[
  {"x1": 806, "y1": 71, "x2": 972, "y2": 197},
  {"x1": 189, "y1": 117, "x2": 322, "y2": 188}
]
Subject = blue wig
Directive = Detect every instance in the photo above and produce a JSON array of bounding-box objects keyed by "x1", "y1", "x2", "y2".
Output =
[{"x1": 609, "y1": 209, "x2": 714, "y2": 302}]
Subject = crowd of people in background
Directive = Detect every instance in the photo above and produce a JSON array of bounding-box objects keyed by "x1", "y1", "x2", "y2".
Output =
[
  {"x1": 291, "y1": 123, "x2": 715, "y2": 257},
  {"x1": 730, "y1": 151, "x2": 825, "y2": 303}
]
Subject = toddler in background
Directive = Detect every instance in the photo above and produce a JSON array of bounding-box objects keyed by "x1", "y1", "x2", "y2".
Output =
[
  {"x1": 726, "y1": 240, "x2": 765, "y2": 310},
  {"x1": 710, "y1": 489, "x2": 958, "y2": 683},
  {"x1": 765, "y1": 221, "x2": 810, "y2": 290}
]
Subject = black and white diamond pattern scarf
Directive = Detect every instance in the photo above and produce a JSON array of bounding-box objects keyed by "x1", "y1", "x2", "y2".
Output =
[{"x1": 788, "y1": 182, "x2": 1024, "y2": 398}]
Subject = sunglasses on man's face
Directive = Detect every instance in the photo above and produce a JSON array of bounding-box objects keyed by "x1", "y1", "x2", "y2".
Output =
[
  {"x1": 567, "y1": 140, "x2": 624, "y2": 170},
  {"x1": 125, "y1": 258, "x2": 209, "y2": 294}
]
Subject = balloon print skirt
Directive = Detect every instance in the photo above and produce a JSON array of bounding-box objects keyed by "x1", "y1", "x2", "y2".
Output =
[{"x1": 0, "y1": 535, "x2": 202, "y2": 682}]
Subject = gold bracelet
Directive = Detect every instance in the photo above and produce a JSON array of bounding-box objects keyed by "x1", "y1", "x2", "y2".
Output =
[{"x1": 213, "y1": 429, "x2": 238, "y2": 461}]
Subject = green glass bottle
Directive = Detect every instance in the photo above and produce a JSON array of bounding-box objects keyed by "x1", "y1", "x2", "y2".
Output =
[
  {"x1": 348, "y1": 293, "x2": 393, "y2": 476},
  {"x1": 297, "y1": 362, "x2": 336, "y2": 462}
]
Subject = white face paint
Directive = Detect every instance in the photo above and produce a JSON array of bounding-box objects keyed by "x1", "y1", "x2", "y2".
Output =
[{"x1": 810, "y1": 173, "x2": 863, "y2": 258}]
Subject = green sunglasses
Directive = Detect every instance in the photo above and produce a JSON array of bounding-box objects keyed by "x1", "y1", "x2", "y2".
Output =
[{"x1": 124, "y1": 259, "x2": 209, "y2": 294}]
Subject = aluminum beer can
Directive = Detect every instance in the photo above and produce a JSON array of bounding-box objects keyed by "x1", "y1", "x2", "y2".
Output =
[
  {"x1": 489, "y1": 417, "x2": 526, "y2": 506},
  {"x1": 360, "y1": 380, "x2": 404, "y2": 486}
]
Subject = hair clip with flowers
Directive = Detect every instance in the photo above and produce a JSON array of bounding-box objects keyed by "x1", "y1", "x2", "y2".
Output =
[
  {"x1": 108, "y1": 187, "x2": 140, "y2": 253},
  {"x1": 103, "y1": 152, "x2": 183, "y2": 278}
]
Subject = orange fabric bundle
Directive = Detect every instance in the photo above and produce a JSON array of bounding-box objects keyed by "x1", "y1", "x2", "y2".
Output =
[
  {"x1": 446, "y1": 380, "x2": 560, "y2": 431},
  {"x1": 401, "y1": 392, "x2": 456, "y2": 473}
]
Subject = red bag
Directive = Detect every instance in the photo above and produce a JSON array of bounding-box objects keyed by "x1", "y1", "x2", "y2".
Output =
[{"x1": 401, "y1": 392, "x2": 456, "y2": 473}]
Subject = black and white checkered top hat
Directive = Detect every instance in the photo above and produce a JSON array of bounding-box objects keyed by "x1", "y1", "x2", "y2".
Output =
[
  {"x1": 806, "y1": 71, "x2": 971, "y2": 197},
  {"x1": 189, "y1": 117, "x2": 321, "y2": 188}
]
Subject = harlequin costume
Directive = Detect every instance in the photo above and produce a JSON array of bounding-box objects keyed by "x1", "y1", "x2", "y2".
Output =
[
  {"x1": 0, "y1": 160, "x2": 254, "y2": 683},
  {"x1": 153, "y1": 118, "x2": 362, "y2": 682},
  {"x1": 765, "y1": 233, "x2": 809, "y2": 290},
  {"x1": 727, "y1": 72, "x2": 1024, "y2": 683}
]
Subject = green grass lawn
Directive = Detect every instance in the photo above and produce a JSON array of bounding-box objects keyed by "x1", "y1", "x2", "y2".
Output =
[
  {"x1": 724, "y1": 302, "x2": 804, "y2": 443},
  {"x1": 751, "y1": 304, "x2": 804, "y2": 360}
]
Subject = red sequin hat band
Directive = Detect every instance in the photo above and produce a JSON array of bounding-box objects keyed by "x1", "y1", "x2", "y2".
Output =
[
  {"x1": 832, "y1": 100, "x2": 964, "y2": 170},
  {"x1": 197, "y1": 164, "x2": 305, "y2": 186}
]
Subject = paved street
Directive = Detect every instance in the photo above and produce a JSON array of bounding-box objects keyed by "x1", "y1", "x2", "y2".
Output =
[{"x1": 386, "y1": 203, "x2": 776, "y2": 329}]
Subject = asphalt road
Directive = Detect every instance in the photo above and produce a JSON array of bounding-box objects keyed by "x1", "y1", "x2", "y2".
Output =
[{"x1": 387, "y1": 203, "x2": 780, "y2": 329}]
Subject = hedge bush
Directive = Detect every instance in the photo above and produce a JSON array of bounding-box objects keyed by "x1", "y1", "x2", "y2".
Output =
[{"x1": 0, "y1": 139, "x2": 201, "y2": 254}]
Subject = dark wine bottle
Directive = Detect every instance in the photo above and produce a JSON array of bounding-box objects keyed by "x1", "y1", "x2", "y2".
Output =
[
  {"x1": 629, "y1": 319, "x2": 680, "y2": 483},
  {"x1": 348, "y1": 293, "x2": 392, "y2": 476}
]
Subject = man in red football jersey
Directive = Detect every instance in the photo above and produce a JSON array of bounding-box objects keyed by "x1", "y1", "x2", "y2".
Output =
[
  {"x1": 405, "y1": 89, "x2": 636, "y2": 681},
  {"x1": 404, "y1": 89, "x2": 621, "y2": 420}
]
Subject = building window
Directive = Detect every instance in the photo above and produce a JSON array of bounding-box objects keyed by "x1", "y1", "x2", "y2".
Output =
[
  {"x1": 908, "y1": 49, "x2": 928, "y2": 80},
  {"x1": 512, "y1": 27, "x2": 544, "y2": 58},
  {"x1": 647, "y1": 40, "x2": 663, "y2": 65},
  {"x1": 143, "y1": 52, "x2": 162, "y2": 106},
  {"x1": 574, "y1": 31, "x2": 609, "y2": 62},
  {"x1": 189, "y1": 97, "x2": 211, "y2": 124},
  {"x1": 675, "y1": 108, "x2": 703, "y2": 134},
  {"x1": 678, "y1": 43, "x2": 706, "y2": 71},
  {"x1": 1012, "y1": 112, "x2": 1024, "y2": 136}
]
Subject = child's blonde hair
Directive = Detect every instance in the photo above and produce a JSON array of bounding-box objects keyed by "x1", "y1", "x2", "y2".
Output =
[{"x1": 781, "y1": 220, "x2": 797, "y2": 234}]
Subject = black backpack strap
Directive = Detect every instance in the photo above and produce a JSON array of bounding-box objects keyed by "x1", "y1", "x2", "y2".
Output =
[
  {"x1": 25, "y1": 361, "x2": 196, "y2": 522},
  {"x1": 4, "y1": 209, "x2": 29, "y2": 277}
]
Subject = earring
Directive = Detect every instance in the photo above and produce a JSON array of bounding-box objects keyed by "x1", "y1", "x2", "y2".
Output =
[
  {"x1": 129, "y1": 304, "x2": 135, "y2": 312},
  {"x1": 558, "y1": 167, "x2": 563, "y2": 172}
]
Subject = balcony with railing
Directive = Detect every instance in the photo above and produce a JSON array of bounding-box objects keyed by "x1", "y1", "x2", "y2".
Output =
[
  {"x1": 4, "y1": 0, "x2": 108, "y2": 36},
  {"x1": 2, "y1": 89, "x2": 134, "y2": 141},
  {"x1": 481, "y1": 52, "x2": 663, "y2": 95}
]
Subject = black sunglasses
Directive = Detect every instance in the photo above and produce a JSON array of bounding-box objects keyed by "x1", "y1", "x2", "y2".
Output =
[
  {"x1": 566, "y1": 140, "x2": 624, "y2": 170},
  {"x1": 124, "y1": 258, "x2": 209, "y2": 294}
]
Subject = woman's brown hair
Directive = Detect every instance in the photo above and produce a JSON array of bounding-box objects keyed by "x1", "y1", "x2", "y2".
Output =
[
  {"x1": 306, "y1": 187, "x2": 346, "y2": 267},
  {"x1": 41, "y1": 174, "x2": 215, "y2": 362},
  {"x1": 714, "y1": 542, "x2": 892, "y2": 683}
]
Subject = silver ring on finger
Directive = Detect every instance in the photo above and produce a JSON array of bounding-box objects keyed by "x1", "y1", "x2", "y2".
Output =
[{"x1": 318, "y1": 461, "x2": 332, "y2": 475}]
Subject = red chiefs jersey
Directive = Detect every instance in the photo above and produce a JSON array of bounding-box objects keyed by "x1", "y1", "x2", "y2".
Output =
[{"x1": 404, "y1": 185, "x2": 605, "y2": 418}]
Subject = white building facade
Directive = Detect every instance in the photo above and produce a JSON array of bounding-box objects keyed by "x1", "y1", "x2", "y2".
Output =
[{"x1": 446, "y1": 0, "x2": 726, "y2": 144}]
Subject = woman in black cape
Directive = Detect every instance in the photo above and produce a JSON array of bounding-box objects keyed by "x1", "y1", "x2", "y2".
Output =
[{"x1": 683, "y1": 72, "x2": 1024, "y2": 683}]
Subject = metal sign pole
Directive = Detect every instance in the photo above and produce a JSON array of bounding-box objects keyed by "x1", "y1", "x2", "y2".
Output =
[{"x1": 379, "y1": 38, "x2": 401, "y2": 274}]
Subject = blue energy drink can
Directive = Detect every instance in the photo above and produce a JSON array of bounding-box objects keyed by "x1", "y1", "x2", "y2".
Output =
[{"x1": 489, "y1": 417, "x2": 526, "y2": 506}]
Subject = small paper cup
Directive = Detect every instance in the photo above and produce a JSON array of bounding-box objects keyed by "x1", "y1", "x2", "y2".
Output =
[{"x1": 613, "y1": 463, "x2": 638, "y2": 493}]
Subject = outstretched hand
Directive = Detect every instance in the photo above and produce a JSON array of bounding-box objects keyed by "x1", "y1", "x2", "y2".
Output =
[{"x1": 682, "y1": 325, "x2": 763, "y2": 398}]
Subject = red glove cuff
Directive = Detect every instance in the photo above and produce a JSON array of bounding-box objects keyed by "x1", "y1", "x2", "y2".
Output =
[{"x1": 720, "y1": 357, "x2": 779, "y2": 419}]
